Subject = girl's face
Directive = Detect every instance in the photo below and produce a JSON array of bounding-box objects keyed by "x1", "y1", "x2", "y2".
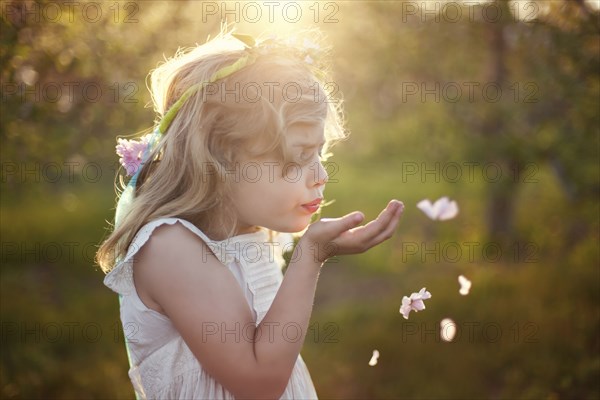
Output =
[{"x1": 229, "y1": 121, "x2": 329, "y2": 234}]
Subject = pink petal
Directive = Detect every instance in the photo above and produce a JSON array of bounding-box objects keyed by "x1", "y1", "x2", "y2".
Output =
[{"x1": 412, "y1": 299, "x2": 425, "y2": 311}]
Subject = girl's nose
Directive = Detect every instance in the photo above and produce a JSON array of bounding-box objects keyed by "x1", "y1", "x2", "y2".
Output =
[{"x1": 312, "y1": 161, "x2": 329, "y2": 187}]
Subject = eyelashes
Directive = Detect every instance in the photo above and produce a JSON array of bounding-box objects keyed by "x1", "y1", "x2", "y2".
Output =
[{"x1": 299, "y1": 147, "x2": 324, "y2": 163}]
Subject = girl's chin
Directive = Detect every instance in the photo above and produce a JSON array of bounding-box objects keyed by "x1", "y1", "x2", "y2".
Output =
[{"x1": 269, "y1": 218, "x2": 312, "y2": 234}]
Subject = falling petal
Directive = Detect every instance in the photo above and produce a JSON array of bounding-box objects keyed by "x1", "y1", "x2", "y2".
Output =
[
  {"x1": 416, "y1": 199, "x2": 435, "y2": 219},
  {"x1": 399, "y1": 297, "x2": 412, "y2": 319},
  {"x1": 438, "y1": 199, "x2": 459, "y2": 221},
  {"x1": 399, "y1": 288, "x2": 432, "y2": 319},
  {"x1": 368, "y1": 350, "x2": 379, "y2": 366},
  {"x1": 411, "y1": 299, "x2": 426, "y2": 311},
  {"x1": 440, "y1": 318, "x2": 457, "y2": 342},
  {"x1": 418, "y1": 287, "x2": 432, "y2": 299},
  {"x1": 417, "y1": 197, "x2": 459, "y2": 221},
  {"x1": 458, "y1": 275, "x2": 472, "y2": 296}
]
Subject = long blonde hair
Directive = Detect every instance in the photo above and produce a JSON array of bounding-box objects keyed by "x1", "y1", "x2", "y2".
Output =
[{"x1": 96, "y1": 31, "x2": 346, "y2": 272}]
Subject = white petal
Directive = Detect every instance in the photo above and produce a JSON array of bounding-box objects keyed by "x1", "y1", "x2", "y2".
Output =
[
  {"x1": 401, "y1": 296, "x2": 411, "y2": 306},
  {"x1": 417, "y1": 199, "x2": 436, "y2": 220},
  {"x1": 440, "y1": 318, "x2": 457, "y2": 342},
  {"x1": 368, "y1": 349, "x2": 379, "y2": 366},
  {"x1": 431, "y1": 197, "x2": 449, "y2": 219},
  {"x1": 458, "y1": 275, "x2": 472, "y2": 296},
  {"x1": 438, "y1": 200, "x2": 459, "y2": 221}
]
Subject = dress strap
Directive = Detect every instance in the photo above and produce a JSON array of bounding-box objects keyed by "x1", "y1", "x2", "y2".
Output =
[{"x1": 103, "y1": 218, "x2": 219, "y2": 295}]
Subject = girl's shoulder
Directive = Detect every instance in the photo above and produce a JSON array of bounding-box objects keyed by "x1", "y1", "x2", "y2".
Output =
[
  {"x1": 132, "y1": 217, "x2": 215, "y2": 249},
  {"x1": 103, "y1": 217, "x2": 218, "y2": 295}
]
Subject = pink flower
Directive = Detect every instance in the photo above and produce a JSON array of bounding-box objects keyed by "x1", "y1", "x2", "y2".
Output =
[
  {"x1": 115, "y1": 134, "x2": 153, "y2": 176},
  {"x1": 399, "y1": 288, "x2": 432, "y2": 319}
]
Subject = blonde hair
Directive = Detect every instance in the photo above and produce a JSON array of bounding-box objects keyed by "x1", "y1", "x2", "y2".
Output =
[{"x1": 96, "y1": 31, "x2": 346, "y2": 272}]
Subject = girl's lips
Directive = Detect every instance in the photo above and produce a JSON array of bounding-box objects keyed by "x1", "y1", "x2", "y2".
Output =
[{"x1": 301, "y1": 198, "x2": 322, "y2": 213}]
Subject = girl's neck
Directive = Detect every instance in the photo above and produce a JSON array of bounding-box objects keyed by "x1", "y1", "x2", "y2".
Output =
[{"x1": 195, "y1": 214, "x2": 260, "y2": 241}]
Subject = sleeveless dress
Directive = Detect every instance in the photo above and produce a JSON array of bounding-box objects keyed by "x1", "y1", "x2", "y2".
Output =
[{"x1": 103, "y1": 217, "x2": 318, "y2": 399}]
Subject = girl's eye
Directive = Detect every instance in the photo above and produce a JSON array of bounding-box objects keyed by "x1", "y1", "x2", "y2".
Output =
[
  {"x1": 299, "y1": 150, "x2": 315, "y2": 162},
  {"x1": 298, "y1": 147, "x2": 324, "y2": 163}
]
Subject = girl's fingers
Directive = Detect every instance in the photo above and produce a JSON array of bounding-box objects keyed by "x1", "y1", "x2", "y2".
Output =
[
  {"x1": 349, "y1": 200, "x2": 403, "y2": 240},
  {"x1": 365, "y1": 203, "x2": 403, "y2": 248},
  {"x1": 313, "y1": 211, "x2": 365, "y2": 241},
  {"x1": 334, "y1": 200, "x2": 403, "y2": 253}
]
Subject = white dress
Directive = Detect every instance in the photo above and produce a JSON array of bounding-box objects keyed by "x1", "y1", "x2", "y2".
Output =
[{"x1": 104, "y1": 217, "x2": 318, "y2": 399}]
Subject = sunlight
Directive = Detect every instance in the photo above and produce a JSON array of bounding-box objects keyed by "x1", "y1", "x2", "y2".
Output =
[
  {"x1": 187, "y1": 1, "x2": 325, "y2": 37},
  {"x1": 587, "y1": 0, "x2": 600, "y2": 10}
]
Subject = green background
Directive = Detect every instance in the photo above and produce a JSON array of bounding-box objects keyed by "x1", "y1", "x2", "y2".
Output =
[{"x1": 1, "y1": 1, "x2": 598, "y2": 398}]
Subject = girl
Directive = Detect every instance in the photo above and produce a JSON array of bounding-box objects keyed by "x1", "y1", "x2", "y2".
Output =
[{"x1": 97, "y1": 31, "x2": 404, "y2": 399}]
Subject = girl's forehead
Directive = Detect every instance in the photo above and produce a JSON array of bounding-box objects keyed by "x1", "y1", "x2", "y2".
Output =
[{"x1": 286, "y1": 122, "x2": 325, "y2": 145}]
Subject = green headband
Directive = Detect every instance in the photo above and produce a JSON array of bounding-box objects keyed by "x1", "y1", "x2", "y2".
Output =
[
  {"x1": 157, "y1": 33, "x2": 322, "y2": 134},
  {"x1": 158, "y1": 53, "x2": 256, "y2": 134}
]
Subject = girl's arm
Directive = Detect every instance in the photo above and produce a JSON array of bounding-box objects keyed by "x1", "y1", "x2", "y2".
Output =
[{"x1": 133, "y1": 200, "x2": 403, "y2": 399}]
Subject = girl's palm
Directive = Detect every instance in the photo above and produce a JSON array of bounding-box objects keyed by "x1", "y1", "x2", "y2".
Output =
[{"x1": 302, "y1": 200, "x2": 404, "y2": 262}]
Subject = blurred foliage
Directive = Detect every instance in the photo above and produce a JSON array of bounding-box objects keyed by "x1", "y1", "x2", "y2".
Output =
[{"x1": 1, "y1": 0, "x2": 598, "y2": 399}]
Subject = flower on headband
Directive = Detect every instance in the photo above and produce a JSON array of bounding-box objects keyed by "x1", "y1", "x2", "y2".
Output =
[
  {"x1": 116, "y1": 134, "x2": 154, "y2": 176},
  {"x1": 302, "y1": 38, "x2": 319, "y2": 50},
  {"x1": 301, "y1": 39, "x2": 320, "y2": 65},
  {"x1": 233, "y1": 33, "x2": 324, "y2": 69}
]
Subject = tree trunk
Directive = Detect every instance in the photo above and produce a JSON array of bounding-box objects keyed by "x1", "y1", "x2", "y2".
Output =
[{"x1": 484, "y1": 0, "x2": 518, "y2": 249}]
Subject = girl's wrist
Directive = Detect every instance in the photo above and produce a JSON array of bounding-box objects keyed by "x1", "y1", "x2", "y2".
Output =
[{"x1": 290, "y1": 239, "x2": 327, "y2": 270}]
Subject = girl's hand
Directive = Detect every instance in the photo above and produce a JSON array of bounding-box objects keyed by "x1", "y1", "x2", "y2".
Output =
[{"x1": 299, "y1": 199, "x2": 404, "y2": 263}]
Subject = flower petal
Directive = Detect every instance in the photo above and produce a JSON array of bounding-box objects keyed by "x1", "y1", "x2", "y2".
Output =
[
  {"x1": 399, "y1": 304, "x2": 411, "y2": 319},
  {"x1": 438, "y1": 199, "x2": 459, "y2": 220},
  {"x1": 417, "y1": 199, "x2": 436, "y2": 220},
  {"x1": 418, "y1": 288, "x2": 432, "y2": 299},
  {"x1": 458, "y1": 275, "x2": 472, "y2": 296},
  {"x1": 368, "y1": 350, "x2": 379, "y2": 366},
  {"x1": 440, "y1": 318, "x2": 457, "y2": 342},
  {"x1": 411, "y1": 299, "x2": 425, "y2": 311}
]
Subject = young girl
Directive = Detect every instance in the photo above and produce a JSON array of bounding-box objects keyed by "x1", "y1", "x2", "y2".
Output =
[{"x1": 97, "y1": 30, "x2": 404, "y2": 399}]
